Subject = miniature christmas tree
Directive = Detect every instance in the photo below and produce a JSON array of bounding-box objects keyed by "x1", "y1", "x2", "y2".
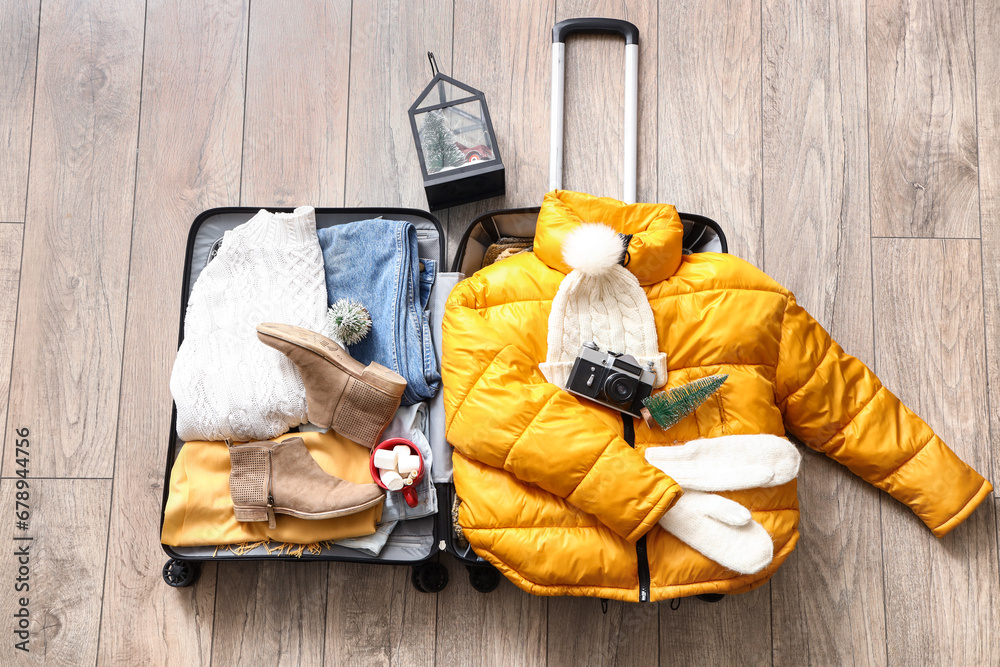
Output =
[
  {"x1": 420, "y1": 110, "x2": 465, "y2": 173},
  {"x1": 641, "y1": 374, "x2": 728, "y2": 430},
  {"x1": 322, "y1": 299, "x2": 372, "y2": 346}
]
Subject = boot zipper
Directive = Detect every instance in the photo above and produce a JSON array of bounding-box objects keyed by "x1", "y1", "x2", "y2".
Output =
[
  {"x1": 266, "y1": 449, "x2": 276, "y2": 529},
  {"x1": 620, "y1": 413, "x2": 651, "y2": 603}
]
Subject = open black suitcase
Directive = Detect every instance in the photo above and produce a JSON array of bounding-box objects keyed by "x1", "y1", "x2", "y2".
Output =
[
  {"x1": 158, "y1": 206, "x2": 479, "y2": 593},
  {"x1": 159, "y1": 18, "x2": 728, "y2": 596}
]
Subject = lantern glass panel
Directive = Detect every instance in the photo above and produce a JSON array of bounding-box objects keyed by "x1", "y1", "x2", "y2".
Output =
[
  {"x1": 417, "y1": 79, "x2": 467, "y2": 107},
  {"x1": 415, "y1": 100, "x2": 496, "y2": 176}
]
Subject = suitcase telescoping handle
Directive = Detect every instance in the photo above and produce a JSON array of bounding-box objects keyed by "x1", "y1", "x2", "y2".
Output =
[{"x1": 549, "y1": 18, "x2": 640, "y2": 204}]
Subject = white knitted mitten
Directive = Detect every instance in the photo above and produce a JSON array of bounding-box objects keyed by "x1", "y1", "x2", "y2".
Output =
[
  {"x1": 658, "y1": 490, "x2": 774, "y2": 575},
  {"x1": 644, "y1": 434, "x2": 801, "y2": 491},
  {"x1": 646, "y1": 434, "x2": 801, "y2": 575}
]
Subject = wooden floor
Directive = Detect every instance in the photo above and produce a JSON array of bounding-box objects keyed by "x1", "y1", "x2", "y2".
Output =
[{"x1": 0, "y1": 0, "x2": 998, "y2": 664}]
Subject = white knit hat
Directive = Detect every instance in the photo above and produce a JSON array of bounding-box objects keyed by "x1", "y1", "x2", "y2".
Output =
[{"x1": 540, "y1": 223, "x2": 668, "y2": 388}]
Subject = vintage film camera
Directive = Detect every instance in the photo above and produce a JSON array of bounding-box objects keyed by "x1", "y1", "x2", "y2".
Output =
[{"x1": 565, "y1": 342, "x2": 655, "y2": 418}]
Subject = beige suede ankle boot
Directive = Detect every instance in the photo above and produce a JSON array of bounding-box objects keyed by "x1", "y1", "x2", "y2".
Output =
[
  {"x1": 228, "y1": 437, "x2": 385, "y2": 528},
  {"x1": 255, "y1": 322, "x2": 407, "y2": 447}
]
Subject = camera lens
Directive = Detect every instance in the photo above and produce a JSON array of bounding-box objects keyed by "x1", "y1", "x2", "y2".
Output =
[{"x1": 606, "y1": 373, "x2": 636, "y2": 403}]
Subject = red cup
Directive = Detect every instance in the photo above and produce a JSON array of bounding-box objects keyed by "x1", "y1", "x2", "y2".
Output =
[{"x1": 369, "y1": 437, "x2": 425, "y2": 507}]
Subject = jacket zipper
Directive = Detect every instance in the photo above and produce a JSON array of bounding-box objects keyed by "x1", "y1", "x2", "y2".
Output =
[{"x1": 621, "y1": 413, "x2": 651, "y2": 602}]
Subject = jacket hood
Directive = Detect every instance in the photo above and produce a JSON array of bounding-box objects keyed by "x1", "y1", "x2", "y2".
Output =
[{"x1": 533, "y1": 190, "x2": 685, "y2": 285}]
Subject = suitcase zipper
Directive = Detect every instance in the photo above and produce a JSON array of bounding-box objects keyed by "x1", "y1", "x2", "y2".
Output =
[{"x1": 620, "y1": 413, "x2": 651, "y2": 602}]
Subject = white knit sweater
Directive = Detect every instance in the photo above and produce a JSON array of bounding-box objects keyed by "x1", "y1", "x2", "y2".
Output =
[{"x1": 170, "y1": 206, "x2": 328, "y2": 442}]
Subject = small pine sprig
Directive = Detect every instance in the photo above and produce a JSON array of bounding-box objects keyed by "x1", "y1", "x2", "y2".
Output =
[
  {"x1": 323, "y1": 299, "x2": 372, "y2": 346},
  {"x1": 641, "y1": 374, "x2": 728, "y2": 430}
]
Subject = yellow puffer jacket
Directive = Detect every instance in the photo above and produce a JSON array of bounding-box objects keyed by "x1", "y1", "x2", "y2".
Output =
[{"x1": 442, "y1": 190, "x2": 993, "y2": 602}]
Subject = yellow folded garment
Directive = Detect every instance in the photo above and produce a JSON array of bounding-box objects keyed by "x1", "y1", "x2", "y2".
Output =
[{"x1": 162, "y1": 430, "x2": 381, "y2": 547}]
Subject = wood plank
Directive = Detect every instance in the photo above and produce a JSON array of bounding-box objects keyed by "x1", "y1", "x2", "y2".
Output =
[
  {"x1": 975, "y1": 0, "x2": 1000, "y2": 490},
  {"x1": 213, "y1": 561, "x2": 327, "y2": 667},
  {"x1": 325, "y1": 562, "x2": 437, "y2": 666},
  {"x1": 240, "y1": 0, "x2": 351, "y2": 207},
  {"x1": 0, "y1": 479, "x2": 110, "y2": 664},
  {"x1": 434, "y1": 557, "x2": 546, "y2": 667},
  {"x1": 872, "y1": 239, "x2": 1000, "y2": 664},
  {"x1": 547, "y1": 596, "x2": 656, "y2": 666},
  {"x1": 446, "y1": 0, "x2": 556, "y2": 256},
  {"x1": 95, "y1": 1, "x2": 248, "y2": 664},
  {"x1": 214, "y1": 2, "x2": 350, "y2": 662},
  {"x1": 658, "y1": 586, "x2": 771, "y2": 665},
  {"x1": 0, "y1": 0, "x2": 38, "y2": 221},
  {"x1": 344, "y1": 0, "x2": 452, "y2": 210},
  {"x1": 867, "y1": 0, "x2": 979, "y2": 237},
  {"x1": 0, "y1": 225, "x2": 23, "y2": 466},
  {"x1": 657, "y1": 0, "x2": 763, "y2": 266},
  {"x1": 557, "y1": 0, "x2": 658, "y2": 202},
  {"x1": 3, "y1": 0, "x2": 145, "y2": 478},
  {"x1": 761, "y1": 0, "x2": 887, "y2": 664}
]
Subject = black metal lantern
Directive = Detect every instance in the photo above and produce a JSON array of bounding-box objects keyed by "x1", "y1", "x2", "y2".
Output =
[{"x1": 408, "y1": 53, "x2": 505, "y2": 210}]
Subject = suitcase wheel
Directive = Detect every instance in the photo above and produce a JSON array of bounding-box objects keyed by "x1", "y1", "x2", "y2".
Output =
[
  {"x1": 162, "y1": 558, "x2": 201, "y2": 588},
  {"x1": 696, "y1": 593, "x2": 726, "y2": 603},
  {"x1": 466, "y1": 564, "x2": 500, "y2": 593},
  {"x1": 411, "y1": 561, "x2": 449, "y2": 593}
]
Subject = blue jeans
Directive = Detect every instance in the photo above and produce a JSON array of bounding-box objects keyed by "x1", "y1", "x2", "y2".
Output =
[{"x1": 317, "y1": 219, "x2": 440, "y2": 405}]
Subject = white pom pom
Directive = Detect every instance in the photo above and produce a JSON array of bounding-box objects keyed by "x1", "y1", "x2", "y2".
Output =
[{"x1": 561, "y1": 223, "x2": 624, "y2": 275}]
